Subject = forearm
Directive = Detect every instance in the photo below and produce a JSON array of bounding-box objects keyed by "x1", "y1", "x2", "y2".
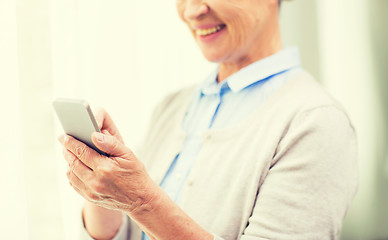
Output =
[
  {"x1": 126, "y1": 182, "x2": 213, "y2": 240},
  {"x1": 83, "y1": 201, "x2": 123, "y2": 240}
]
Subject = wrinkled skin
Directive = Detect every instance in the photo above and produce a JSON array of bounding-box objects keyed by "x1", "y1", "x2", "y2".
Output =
[{"x1": 59, "y1": 108, "x2": 157, "y2": 213}]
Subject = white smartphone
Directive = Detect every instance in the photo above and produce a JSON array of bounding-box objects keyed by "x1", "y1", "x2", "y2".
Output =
[{"x1": 53, "y1": 98, "x2": 106, "y2": 155}]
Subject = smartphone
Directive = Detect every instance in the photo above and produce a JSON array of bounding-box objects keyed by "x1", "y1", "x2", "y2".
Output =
[{"x1": 53, "y1": 98, "x2": 106, "y2": 155}]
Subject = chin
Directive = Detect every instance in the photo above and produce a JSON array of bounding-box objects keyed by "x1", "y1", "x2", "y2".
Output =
[{"x1": 201, "y1": 50, "x2": 225, "y2": 63}]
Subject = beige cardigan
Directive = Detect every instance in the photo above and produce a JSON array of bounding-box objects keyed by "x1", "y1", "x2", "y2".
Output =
[{"x1": 81, "y1": 70, "x2": 358, "y2": 240}]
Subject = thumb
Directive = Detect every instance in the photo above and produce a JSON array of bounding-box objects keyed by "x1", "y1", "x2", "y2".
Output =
[{"x1": 92, "y1": 132, "x2": 133, "y2": 159}]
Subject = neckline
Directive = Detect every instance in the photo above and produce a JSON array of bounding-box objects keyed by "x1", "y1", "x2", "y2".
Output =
[
  {"x1": 175, "y1": 69, "x2": 310, "y2": 140},
  {"x1": 199, "y1": 47, "x2": 301, "y2": 96}
]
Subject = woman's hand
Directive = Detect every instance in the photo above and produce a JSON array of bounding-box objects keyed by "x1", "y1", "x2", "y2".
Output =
[
  {"x1": 59, "y1": 130, "x2": 157, "y2": 213},
  {"x1": 58, "y1": 108, "x2": 213, "y2": 240},
  {"x1": 58, "y1": 108, "x2": 159, "y2": 239},
  {"x1": 59, "y1": 108, "x2": 158, "y2": 213}
]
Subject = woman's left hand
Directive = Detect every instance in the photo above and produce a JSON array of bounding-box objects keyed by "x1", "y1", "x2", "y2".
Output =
[{"x1": 58, "y1": 132, "x2": 157, "y2": 213}]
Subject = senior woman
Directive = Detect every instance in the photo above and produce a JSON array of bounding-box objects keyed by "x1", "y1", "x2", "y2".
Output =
[{"x1": 59, "y1": 0, "x2": 358, "y2": 239}]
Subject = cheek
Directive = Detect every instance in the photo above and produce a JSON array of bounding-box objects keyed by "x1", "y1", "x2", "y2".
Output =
[{"x1": 220, "y1": 10, "x2": 257, "y2": 49}]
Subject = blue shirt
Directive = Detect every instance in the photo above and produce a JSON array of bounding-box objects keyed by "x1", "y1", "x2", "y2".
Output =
[{"x1": 142, "y1": 48, "x2": 301, "y2": 240}]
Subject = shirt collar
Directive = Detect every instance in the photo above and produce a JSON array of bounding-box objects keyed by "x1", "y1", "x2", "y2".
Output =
[{"x1": 200, "y1": 47, "x2": 301, "y2": 95}]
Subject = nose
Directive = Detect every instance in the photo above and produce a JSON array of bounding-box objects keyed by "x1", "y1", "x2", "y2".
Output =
[{"x1": 183, "y1": 0, "x2": 209, "y2": 20}]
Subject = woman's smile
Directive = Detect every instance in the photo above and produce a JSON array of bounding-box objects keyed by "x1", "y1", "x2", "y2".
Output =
[{"x1": 195, "y1": 24, "x2": 226, "y2": 42}]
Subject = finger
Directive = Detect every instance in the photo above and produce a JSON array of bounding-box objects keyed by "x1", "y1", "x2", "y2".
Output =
[
  {"x1": 67, "y1": 165, "x2": 88, "y2": 192},
  {"x1": 94, "y1": 108, "x2": 124, "y2": 143},
  {"x1": 68, "y1": 175, "x2": 93, "y2": 202},
  {"x1": 71, "y1": 157, "x2": 94, "y2": 184},
  {"x1": 68, "y1": 164, "x2": 106, "y2": 204},
  {"x1": 63, "y1": 148, "x2": 92, "y2": 171},
  {"x1": 61, "y1": 135, "x2": 101, "y2": 170},
  {"x1": 62, "y1": 148, "x2": 77, "y2": 166},
  {"x1": 92, "y1": 132, "x2": 134, "y2": 159},
  {"x1": 67, "y1": 161, "x2": 99, "y2": 202}
]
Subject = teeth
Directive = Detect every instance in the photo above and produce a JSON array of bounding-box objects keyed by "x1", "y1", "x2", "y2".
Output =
[{"x1": 196, "y1": 25, "x2": 223, "y2": 36}]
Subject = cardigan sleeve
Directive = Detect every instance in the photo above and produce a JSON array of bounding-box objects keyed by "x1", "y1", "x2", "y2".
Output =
[{"x1": 238, "y1": 106, "x2": 358, "y2": 240}]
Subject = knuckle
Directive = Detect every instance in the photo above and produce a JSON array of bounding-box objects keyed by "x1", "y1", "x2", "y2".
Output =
[
  {"x1": 90, "y1": 180, "x2": 105, "y2": 194},
  {"x1": 72, "y1": 158, "x2": 80, "y2": 168},
  {"x1": 96, "y1": 163, "x2": 115, "y2": 178},
  {"x1": 73, "y1": 159, "x2": 81, "y2": 168},
  {"x1": 76, "y1": 145, "x2": 88, "y2": 159},
  {"x1": 111, "y1": 139, "x2": 125, "y2": 154}
]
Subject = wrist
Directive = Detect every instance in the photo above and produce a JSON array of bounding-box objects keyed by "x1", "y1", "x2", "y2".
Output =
[
  {"x1": 125, "y1": 177, "x2": 163, "y2": 217},
  {"x1": 124, "y1": 185, "x2": 213, "y2": 240}
]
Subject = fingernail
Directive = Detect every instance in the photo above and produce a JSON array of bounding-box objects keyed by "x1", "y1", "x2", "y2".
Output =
[{"x1": 94, "y1": 132, "x2": 104, "y2": 142}]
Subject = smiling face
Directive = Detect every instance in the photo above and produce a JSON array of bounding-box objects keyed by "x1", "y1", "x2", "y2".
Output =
[{"x1": 177, "y1": 0, "x2": 280, "y2": 65}]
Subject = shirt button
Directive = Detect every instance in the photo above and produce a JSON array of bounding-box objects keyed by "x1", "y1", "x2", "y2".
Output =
[{"x1": 187, "y1": 179, "x2": 194, "y2": 186}]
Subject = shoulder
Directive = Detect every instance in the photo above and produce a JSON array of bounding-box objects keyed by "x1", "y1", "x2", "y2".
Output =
[
  {"x1": 273, "y1": 70, "x2": 357, "y2": 163},
  {"x1": 274, "y1": 69, "x2": 355, "y2": 130},
  {"x1": 264, "y1": 69, "x2": 357, "y2": 166}
]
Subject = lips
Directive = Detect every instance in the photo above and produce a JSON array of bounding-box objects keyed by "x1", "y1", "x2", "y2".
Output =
[{"x1": 195, "y1": 24, "x2": 226, "y2": 36}]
